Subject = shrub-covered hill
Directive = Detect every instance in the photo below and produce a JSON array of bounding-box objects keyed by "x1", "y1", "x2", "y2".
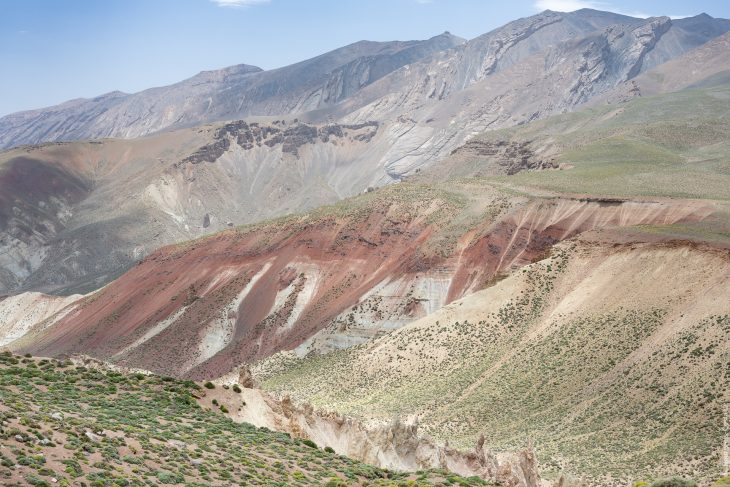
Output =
[{"x1": 0, "y1": 352, "x2": 487, "y2": 487}]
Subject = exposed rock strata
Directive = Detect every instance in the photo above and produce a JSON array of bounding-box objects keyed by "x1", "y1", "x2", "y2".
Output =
[{"x1": 5, "y1": 195, "x2": 713, "y2": 379}]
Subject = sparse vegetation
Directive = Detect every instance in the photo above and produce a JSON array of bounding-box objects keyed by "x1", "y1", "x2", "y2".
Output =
[
  {"x1": 0, "y1": 352, "x2": 486, "y2": 486},
  {"x1": 648, "y1": 479, "x2": 698, "y2": 487},
  {"x1": 440, "y1": 86, "x2": 730, "y2": 201},
  {"x1": 257, "y1": 246, "x2": 730, "y2": 486}
]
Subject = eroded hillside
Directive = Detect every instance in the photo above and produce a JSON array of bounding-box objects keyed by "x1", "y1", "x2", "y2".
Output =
[
  {"x1": 3, "y1": 11, "x2": 729, "y2": 296},
  {"x1": 255, "y1": 235, "x2": 730, "y2": 485},
  {"x1": 0, "y1": 119, "x2": 388, "y2": 294},
  {"x1": 6, "y1": 180, "x2": 714, "y2": 382}
]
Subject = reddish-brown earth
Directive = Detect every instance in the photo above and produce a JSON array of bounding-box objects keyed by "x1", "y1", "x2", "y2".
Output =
[{"x1": 13, "y1": 186, "x2": 714, "y2": 379}]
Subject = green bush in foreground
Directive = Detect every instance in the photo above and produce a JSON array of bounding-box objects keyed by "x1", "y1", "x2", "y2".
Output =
[
  {"x1": 301, "y1": 438, "x2": 318, "y2": 449},
  {"x1": 649, "y1": 478, "x2": 698, "y2": 487}
]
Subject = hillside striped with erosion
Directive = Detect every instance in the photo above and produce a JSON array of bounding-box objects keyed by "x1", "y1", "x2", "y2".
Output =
[
  {"x1": 6, "y1": 181, "x2": 714, "y2": 377},
  {"x1": 3, "y1": 176, "x2": 728, "y2": 485}
]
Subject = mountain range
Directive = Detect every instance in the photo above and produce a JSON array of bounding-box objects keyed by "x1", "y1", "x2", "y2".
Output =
[
  {"x1": 2, "y1": 9, "x2": 730, "y2": 296},
  {"x1": 1, "y1": 7, "x2": 730, "y2": 487}
]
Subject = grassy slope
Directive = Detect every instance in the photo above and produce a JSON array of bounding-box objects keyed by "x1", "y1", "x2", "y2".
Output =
[
  {"x1": 432, "y1": 85, "x2": 730, "y2": 201},
  {"x1": 256, "y1": 243, "x2": 730, "y2": 486},
  {"x1": 0, "y1": 353, "x2": 487, "y2": 487}
]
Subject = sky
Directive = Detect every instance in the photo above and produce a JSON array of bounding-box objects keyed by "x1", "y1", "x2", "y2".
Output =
[{"x1": 1, "y1": 0, "x2": 729, "y2": 116}]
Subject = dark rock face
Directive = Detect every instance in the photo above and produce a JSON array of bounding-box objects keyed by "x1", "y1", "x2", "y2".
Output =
[
  {"x1": 179, "y1": 120, "x2": 379, "y2": 165},
  {"x1": 450, "y1": 140, "x2": 555, "y2": 175},
  {"x1": 0, "y1": 156, "x2": 92, "y2": 293},
  {"x1": 181, "y1": 137, "x2": 231, "y2": 166}
]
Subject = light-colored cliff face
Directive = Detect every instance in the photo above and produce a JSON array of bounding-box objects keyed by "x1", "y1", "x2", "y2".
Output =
[
  {"x1": 599, "y1": 29, "x2": 730, "y2": 104},
  {"x1": 196, "y1": 371, "x2": 542, "y2": 487},
  {"x1": 0, "y1": 292, "x2": 80, "y2": 346},
  {"x1": 316, "y1": 13, "x2": 729, "y2": 181},
  {"x1": 54, "y1": 353, "x2": 541, "y2": 486},
  {"x1": 256, "y1": 238, "x2": 730, "y2": 485}
]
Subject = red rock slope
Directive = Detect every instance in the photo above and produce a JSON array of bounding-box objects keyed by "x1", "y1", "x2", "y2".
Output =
[{"x1": 13, "y1": 183, "x2": 714, "y2": 379}]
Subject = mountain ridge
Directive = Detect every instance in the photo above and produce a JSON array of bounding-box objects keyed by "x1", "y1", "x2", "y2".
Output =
[
  {"x1": 2, "y1": 10, "x2": 729, "y2": 151},
  {"x1": 0, "y1": 33, "x2": 464, "y2": 148}
]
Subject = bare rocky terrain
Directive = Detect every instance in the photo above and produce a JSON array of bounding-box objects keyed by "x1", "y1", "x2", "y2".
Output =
[{"x1": 0, "y1": 33, "x2": 464, "y2": 148}]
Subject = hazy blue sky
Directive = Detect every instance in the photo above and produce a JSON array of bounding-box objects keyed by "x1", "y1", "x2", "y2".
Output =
[{"x1": 1, "y1": 0, "x2": 728, "y2": 116}]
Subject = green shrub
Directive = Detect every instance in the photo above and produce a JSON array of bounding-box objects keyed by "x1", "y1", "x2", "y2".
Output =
[
  {"x1": 232, "y1": 384, "x2": 242, "y2": 393},
  {"x1": 649, "y1": 479, "x2": 698, "y2": 487},
  {"x1": 301, "y1": 439, "x2": 317, "y2": 449},
  {"x1": 156, "y1": 470, "x2": 184, "y2": 484},
  {"x1": 219, "y1": 405, "x2": 229, "y2": 413},
  {"x1": 203, "y1": 381, "x2": 215, "y2": 389},
  {"x1": 324, "y1": 446, "x2": 335, "y2": 453},
  {"x1": 122, "y1": 455, "x2": 143, "y2": 464}
]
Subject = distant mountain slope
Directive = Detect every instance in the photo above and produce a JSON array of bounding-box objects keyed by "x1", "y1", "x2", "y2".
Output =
[
  {"x1": 427, "y1": 84, "x2": 730, "y2": 201},
  {"x1": 1, "y1": 10, "x2": 728, "y2": 151},
  {"x1": 0, "y1": 33, "x2": 464, "y2": 148},
  {"x1": 313, "y1": 11, "x2": 730, "y2": 180}
]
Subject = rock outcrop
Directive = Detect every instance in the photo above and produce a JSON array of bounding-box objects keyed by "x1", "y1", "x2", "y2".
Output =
[
  {"x1": 211, "y1": 384, "x2": 542, "y2": 487},
  {"x1": 179, "y1": 120, "x2": 379, "y2": 165},
  {"x1": 448, "y1": 140, "x2": 555, "y2": 175}
]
